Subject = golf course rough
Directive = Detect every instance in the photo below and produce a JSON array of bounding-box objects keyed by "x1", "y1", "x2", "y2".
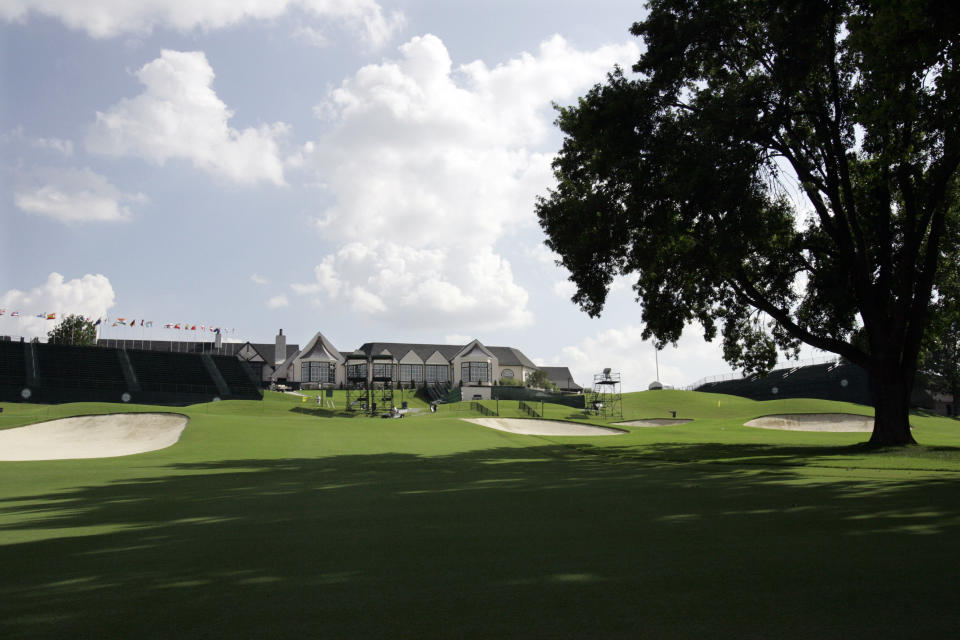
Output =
[{"x1": 2, "y1": 391, "x2": 959, "y2": 639}]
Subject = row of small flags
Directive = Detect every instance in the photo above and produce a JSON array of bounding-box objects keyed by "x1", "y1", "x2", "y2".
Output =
[
  {"x1": 1, "y1": 309, "x2": 54, "y2": 319},
  {"x1": 0, "y1": 310, "x2": 233, "y2": 333}
]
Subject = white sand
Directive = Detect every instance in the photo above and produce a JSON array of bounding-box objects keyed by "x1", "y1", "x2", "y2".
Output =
[
  {"x1": 615, "y1": 418, "x2": 693, "y2": 427},
  {"x1": 463, "y1": 418, "x2": 625, "y2": 436},
  {"x1": 744, "y1": 413, "x2": 874, "y2": 432},
  {"x1": 0, "y1": 413, "x2": 189, "y2": 461}
]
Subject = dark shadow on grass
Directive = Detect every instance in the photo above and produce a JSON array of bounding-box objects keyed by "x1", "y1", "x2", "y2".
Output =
[
  {"x1": 566, "y1": 441, "x2": 960, "y2": 471},
  {"x1": 2, "y1": 444, "x2": 960, "y2": 638}
]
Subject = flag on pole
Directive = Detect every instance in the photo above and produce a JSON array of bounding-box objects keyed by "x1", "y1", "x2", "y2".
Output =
[
  {"x1": 11, "y1": 311, "x2": 20, "y2": 317},
  {"x1": 46, "y1": 313, "x2": 56, "y2": 320},
  {"x1": 146, "y1": 320, "x2": 152, "y2": 327},
  {"x1": 94, "y1": 318, "x2": 102, "y2": 326},
  {"x1": 0, "y1": 309, "x2": 5, "y2": 315},
  {"x1": 191, "y1": 325, "x2": 196, "y2": 331},
  {"x1": 174, "y1": 323, "x2": 181, "y2": 329},
  {"x1": 117, "y1": 318, "x2": 127, "y2": 325}
]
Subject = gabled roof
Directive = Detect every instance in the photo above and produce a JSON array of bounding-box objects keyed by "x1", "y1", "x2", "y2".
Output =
[
  {"x1": 540, "y1": 366, "x2": 582, "y2": 390},
  {"x1": 294, "y1": 332, "x2": 343, "y2": 364},
  {"x1": 301, "y1": 340, "x2": 338, "y2": 361},
  {"x1": 229, "y1": 341, "x2": 299, "y2": 364},
  {"x1": 356, "y1": 342, "x2": 462, "y2": 362},
  {"x1": 250, "y1": 343, "x2": 299, "y2": 364},
  {"x1": 488, "y1": 346, "x2": 537, "y2": 369},
  {"x1": 354, "y1": 340, "x2": 538, "y2": 368},
  {"x1": 271, "y1": 347, "x2": 302, "y2": 380}
]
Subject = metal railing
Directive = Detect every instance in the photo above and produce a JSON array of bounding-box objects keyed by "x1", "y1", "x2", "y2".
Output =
[
  {"x1": 518, "y1": 400, "x2": 540, "y2": 418},
  {"x1": 470, "y1": 401, "x2": 497, "y2": 416},
  {"x1": 683, "y1": 355, "x2": 840, "y2": 390}
]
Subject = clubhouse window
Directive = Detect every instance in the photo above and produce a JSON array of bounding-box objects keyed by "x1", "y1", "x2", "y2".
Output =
[
  {"x1": 461, "y1": 361, "x2": 490, "y2": 383},
  {"x1": 399, "y1": 364, "x2": 424, "y2": 383},
  {"x1": 373, "y1": 363, "x2": 394, "y2": 379},
  {"x1": 425, "y1": 364, "x2": 448, "y2": 383},
  {"x1": 301, "y1": 361, "x2": 335, "y2": 383},
  {"x1": 346, "y1": 363, "x2": 367, "y2": 379}
]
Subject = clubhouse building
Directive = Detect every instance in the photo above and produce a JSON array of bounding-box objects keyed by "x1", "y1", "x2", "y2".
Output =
[
  {"x1": 99, "y1": 329, "x2": 581, "y2": 394},
  {"x1": 260, "y1": 331, "x2": 544, "y2": 392}
]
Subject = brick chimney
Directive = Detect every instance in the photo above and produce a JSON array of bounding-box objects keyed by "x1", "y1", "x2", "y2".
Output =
[{"x1": 275, "y1": 328, "x2": 286, "y2": 364}]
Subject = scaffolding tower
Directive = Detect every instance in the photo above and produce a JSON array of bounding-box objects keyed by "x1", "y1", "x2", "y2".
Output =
[
  {"x1": 589, "y1": 368, "x2": 622, "y2": 419},
  {"x1": 344, "y1": 353, "x2": 396, "y2": 414}
]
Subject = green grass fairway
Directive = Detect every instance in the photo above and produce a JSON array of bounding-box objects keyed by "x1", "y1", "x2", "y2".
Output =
[{"x1": 2, "y1": 390, "x2": 959, "y2": 638}]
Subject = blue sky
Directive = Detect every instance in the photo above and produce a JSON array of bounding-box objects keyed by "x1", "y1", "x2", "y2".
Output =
[{"x1": 0, "y1": 0, "x2": 776, "y2": 391}]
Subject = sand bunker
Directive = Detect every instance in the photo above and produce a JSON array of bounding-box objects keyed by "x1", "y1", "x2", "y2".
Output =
[
  {"x1": 615, "y1": 418, "x2": 693, "y2": 427},
  {"x1": 463, "y1": 418, "x2": 625, "y2": 436},
  {"x1": 744, "y1": 413, "x2": 873, "y2": 432},
  {"x1": 0, "y1": 413, "x2": 188, "y2": 461}
]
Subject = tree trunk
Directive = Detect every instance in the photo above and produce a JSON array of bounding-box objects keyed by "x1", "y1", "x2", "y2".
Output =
[{"x1": 869, "y1": 368, "x2": 917, "y2": 446}]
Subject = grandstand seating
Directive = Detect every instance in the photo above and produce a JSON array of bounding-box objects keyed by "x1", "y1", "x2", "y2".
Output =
[
  {"x1": 127, "y1": 349, "x2": 218, "y2": 395},
  {"x1": 0, "y1": 341, "x2": 27, "y2": 394},
  {"x1": 0, "y1": 341, "x2": 262, "y2": 405},
  {"x1": 34, "y1": 343, "x2": 127, "y2": 392},
  {"x1": 212, "y1": 355, "x2": 262, "y2": 398},
  {"x1": 696, "y1": 362, "x2": 872, "y2": 405}
]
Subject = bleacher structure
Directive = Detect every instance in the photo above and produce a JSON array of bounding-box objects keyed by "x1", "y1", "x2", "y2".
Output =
[
  {"x1": 693, "y1": 361, "x2": 872, "y2": 405},
  {"x1": 0, "y1": 340, "x2": 262, "y2": 405}
]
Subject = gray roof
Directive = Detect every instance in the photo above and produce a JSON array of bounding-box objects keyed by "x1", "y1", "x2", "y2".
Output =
[
  {"x1": 487, "y1": 346, "x2": 537, "y2": 369},
  {"x1": 247, "y1": 343, "x2": 300, "y2": 364},
  {"x1": 355, "y1": 342, "x2": 537, "y2": 367},
  {"x1": 540, "y1": 366, "x2": 582, "y2": 390},
  {"x1": 356, "y1": 342, "x2": 462, "y2": 362}
]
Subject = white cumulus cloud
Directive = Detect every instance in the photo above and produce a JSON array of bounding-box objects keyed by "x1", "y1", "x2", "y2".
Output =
[
  {"x1": 299, "y1": 33, "x2": 639, "y2": 331},
  {"x1": 545, "y1": 324, "x2": 733, "y2": 393},
  {"x1": 267, "y1": 294, "x2": 289, "y2": 309},
  {"x1": 0, "y1": 0, "x2": 403, "y2": 46},
  {"x1": 553, "y1": 279, "x2": 576, "y2": 299},
  {"x1": 293, "y1": 241, "x2": 532, "y2": 330},
  {"x1": 14, "y1": 167, "x2": 144, "y2": 223},
  {"x1": 32, "y1": 136, "x2": 74, "y2": 156},
  {"x1": 87, "y1": 49, "x2": 288, "y2": 186},
  {"x1": 0, "y1": 272, "x2": 116, "y2": 339}
]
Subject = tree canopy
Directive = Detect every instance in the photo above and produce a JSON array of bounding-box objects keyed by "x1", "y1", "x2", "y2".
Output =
[
  {"x1": 526, "y1": 369, "x2": 557, "y2": 391},
  {"x1": 536, "y1": 0, "x2": 960, "y2": 445},
  {"x1": 47, "y1": 314, "x2": 97, "y2": 346}
]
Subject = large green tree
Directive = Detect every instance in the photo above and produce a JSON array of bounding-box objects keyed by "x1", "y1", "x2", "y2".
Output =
[
  {"x1": 536, "y1": 0, "x2": 960, "y2": 445},
  {"x1": 47, "y1": 314, "x2": 97, "y2": 346},
  {"x1": 920, "y1": 228, "x2": 960, "y2": 410}
]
